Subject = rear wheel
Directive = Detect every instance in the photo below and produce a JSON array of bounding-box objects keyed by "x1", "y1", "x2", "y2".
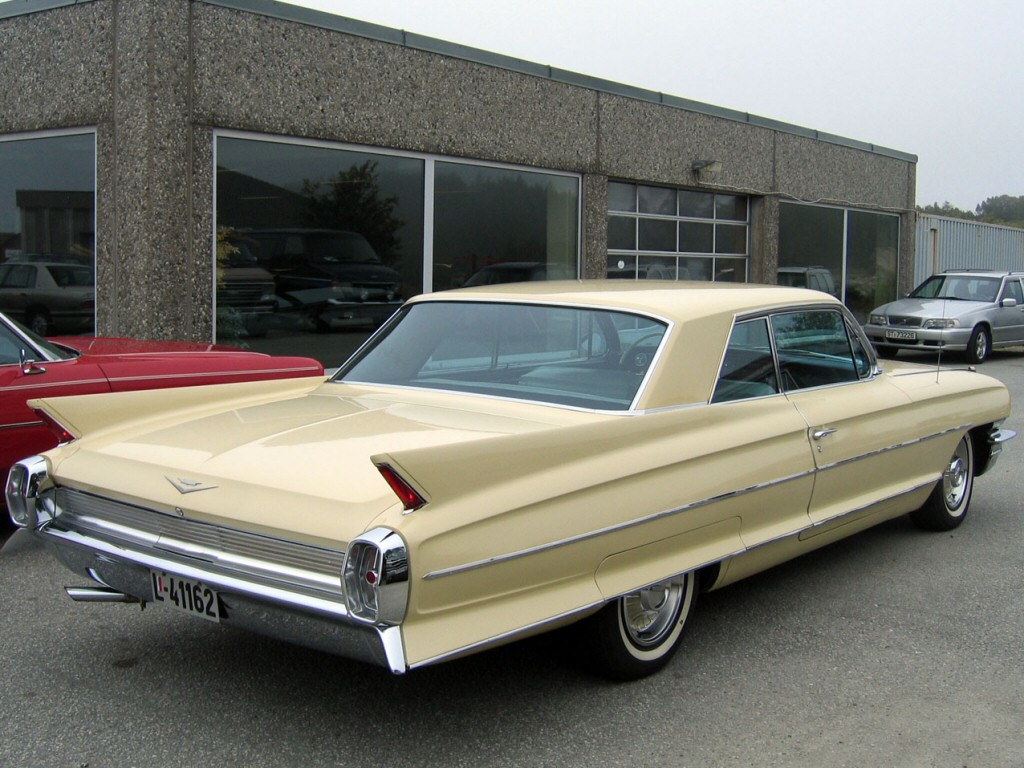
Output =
[
  {"x1": 585, "y1": 571, "x2": 697, "y2": 681},
  {"x1": 910, "y1": 433, "x2": 975, "y2": 531},
  {"x1": 965, "y1": 325, "x2": 990, "y2": 364}
]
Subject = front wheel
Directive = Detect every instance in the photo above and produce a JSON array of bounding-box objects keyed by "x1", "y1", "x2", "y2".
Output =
[
  {"x1": 585, "y1": 571, "x2": 697, "y2": 681},
  {"x1": 910, "y1": 433, "x2": 975, "y2": 531},
  {"x1": 965, "y1": 326, "x2": 990, "y2": 364},
  {"x1": 26, "y1": 310, "x2": 51, "y2": 336}
]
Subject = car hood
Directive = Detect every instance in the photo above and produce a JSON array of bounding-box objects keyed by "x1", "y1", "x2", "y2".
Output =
[
  {"x1": 46, "y1": 384, "x2": 581, "y2": 545},
  {"x1": 874, "y1": 297, "x2": 990, "y2": 319}
]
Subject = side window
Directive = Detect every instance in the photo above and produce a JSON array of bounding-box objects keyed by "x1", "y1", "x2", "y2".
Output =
[
  {"x1": 770, "y1": 310, "x2": 861, "y2": 391},
  {"x1": 1002, "y1": 279, "x2": 1023, "y2": 305},
  {"x1": 1, "y1": 265, "x2": 34, "y2": 288},
  {"x1": 0, "y1": 321, "x2": 25, "y2": 365},
  {"x1": 711, "y1": 318, "x2": 779, "y2": 403},
  {"x1": 846, "y1": 319, "x2": 874, "y2": 377}
]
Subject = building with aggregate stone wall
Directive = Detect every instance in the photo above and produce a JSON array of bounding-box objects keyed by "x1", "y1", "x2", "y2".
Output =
[{"x1": 0, "y1": 0, "x2": 917, "y2": 363}]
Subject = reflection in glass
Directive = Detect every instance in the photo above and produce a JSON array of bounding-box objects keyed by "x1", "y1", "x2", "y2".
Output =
[
  {"x1": 608, "y1": 215, "x2": 636, "y2": 250},
  {"x1": 215, "y1": 136, "x2": 424, "y2": 364},
  {"x1": 639, "y1": 256, "x2": 676, "y2": 280},
  {"x1": 713, "y1": 257, "x2": 747, "y2": 283},
  {"x1": 607, "y1": 182, "x2": 749, "y2": 284},
  {"x1": 638, "y1": 185, "x2": 675, "y2": 215},
  {"x1": 432, "y1": 162, "x2": 578, "y2": 291},
  {"x1": 608, "y1": 254, "x2": 637, "y2": 278},
  {"x1": 679, "y1": 190, "x2": 714, "y2": 218},
  {"x1": 638, "y1": 219, "x2": 676, "y2": 252},
  {"x1": 679, "y1": 221, "x2": 713, "y2": 253},
  {"x1": 715, "y1": 195, "x2": 748, "y2": 221},
  {"x1": 779, "y1": 202, "x2": 899, "y2": 321},
  {"x1": 678, "y1": 257, "x2": 711, "y2": 281},
  {"x1": 608, "y1": 182, "x2": 636, "y2": 212},
  {"x1": 778, "y1": 202, "x2": 844, "y2": 299},
  {"x1": 846, "y1": 210, "x2": 898, "y2": 322},
  {"x1": 715, "y1": 224, "x2": 747, "y2": 255},
  {"x1": 0, "y1": 132, "x2": 96, "y2": 335}
]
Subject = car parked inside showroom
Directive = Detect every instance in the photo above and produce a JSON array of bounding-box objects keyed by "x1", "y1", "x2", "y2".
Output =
[
  {"x1": 0, "y1": 259, "x2": 95, "y2": 336},
  {"x1": 864, "y1": 270, "x2": 1024, "y2": 363},
  {"x1": 5, "y1": 282, "x2": 1013, "y2": 680},
  {"x1": 1, "y1": 311, "x2": 323, "y2": 525},
  {"x1": 234, "y1": 229, "x2": 403, "y2": 331}
]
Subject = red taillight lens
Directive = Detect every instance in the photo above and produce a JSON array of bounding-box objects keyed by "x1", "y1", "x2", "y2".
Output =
[
  {"x1": 32, "y1": 407, "x2": 76, "y2": 444},
  {"x1": 375, "y1": 463, "x2": 426, "y2": 511}
]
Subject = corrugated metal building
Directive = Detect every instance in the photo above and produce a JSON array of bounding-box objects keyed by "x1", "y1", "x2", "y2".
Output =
[{"x1": 915, "y1": 215, "x2": 1024, "y2": 285}]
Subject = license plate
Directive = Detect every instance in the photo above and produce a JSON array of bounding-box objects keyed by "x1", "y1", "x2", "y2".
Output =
[
  {"x1": 885, "y1": 330, "x2": 917, "y2": 341},
  {"x1": 150, "y1": 570, "x2": 221, "y2": 622}
]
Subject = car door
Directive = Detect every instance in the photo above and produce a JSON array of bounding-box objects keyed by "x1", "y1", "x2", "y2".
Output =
[
  {"x1": 991, "y1": 277, "x2": 1024, "y2": 345},
  {"x1": 708, "y1": 315, "x2": 816, "y2": 548},
  {"x1": 0, "y1": 324, "x2": 110, "y2": 479},
  {"x1": 770, "y1": 308, "x2": 923, "y2": 529}
]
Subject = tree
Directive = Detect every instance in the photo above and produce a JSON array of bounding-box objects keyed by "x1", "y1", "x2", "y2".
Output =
[
  {"x1": 917, "y1": 202, "x2": 976, "y2": 221},
  {"x1": 299, "y1": 161, "x2": 403, "y2": 265},
  {"x1": 976, "y1": 195, "x2": 1024, "y2": 228}
]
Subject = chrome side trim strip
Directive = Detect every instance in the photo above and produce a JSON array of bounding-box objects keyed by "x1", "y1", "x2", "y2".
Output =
[
  {"x1": 422, "y1": 466, "x2": 817, "y2": 580},
  {"x1": 0, "y1": 420, "x2": 44, "y2": 431},
  {"x1": 106, "y1": 367, "x2": 323, "y2": 385},
  {"x1": 800, "y1": 480, "x2": 935, "y2": 533},
  {"x1": 814, "y1": 424, "x2": 967, "y2": 473},
  {"x1": 424, "y1": 424, "x2": 969, "y2": 581},
  {"x1": 409, "y1": 600, "x2": 605, "y2": 670}
]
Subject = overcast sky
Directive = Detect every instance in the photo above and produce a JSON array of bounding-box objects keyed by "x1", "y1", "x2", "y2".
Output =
[{"x1": 281, "y1": 0, "x2": 1021, "y2": 212}]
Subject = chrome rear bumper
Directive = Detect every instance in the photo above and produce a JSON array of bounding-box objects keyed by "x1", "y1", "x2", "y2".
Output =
[{"x1": 38, "y1": 525, "x2": 406, "y2": 673}]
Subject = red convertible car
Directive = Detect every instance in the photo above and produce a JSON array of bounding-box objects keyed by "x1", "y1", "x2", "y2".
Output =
[{"x1": 1, "y1": 311, "x2": 324, "y2": 524}]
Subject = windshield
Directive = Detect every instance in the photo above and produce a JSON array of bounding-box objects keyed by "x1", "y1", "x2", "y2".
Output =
[
  {"x1": 0, "y1": 314, "x2": 77, "y2": 364},
  {"x1": 336, "y1": 301, "x2": 667, "y2": 410},
  {"x1": 910, "y1": 275, "x2": 1000, "y2": 302}
]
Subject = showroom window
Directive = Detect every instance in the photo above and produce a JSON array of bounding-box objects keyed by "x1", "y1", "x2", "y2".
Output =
[
  {"x1": 215, "y1": 133, "x2": 580, "y2": 365},
  {"x1": 778, "y1": 202, "x2": 899, "y2": 321},
  {"x1": 432, "y1": 162, "x2": 578, "y2": 291},
  {"x1": 607, "y1": 181, "x2": 749, "y2": 283},
  {"x1": 0, "y1": 130, "x2": 96, "y2": 335}
]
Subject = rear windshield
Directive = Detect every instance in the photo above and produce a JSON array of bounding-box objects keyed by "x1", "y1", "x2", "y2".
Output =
[{"x1": 336, "y1": 301, "x2": 667, "y2": 410}]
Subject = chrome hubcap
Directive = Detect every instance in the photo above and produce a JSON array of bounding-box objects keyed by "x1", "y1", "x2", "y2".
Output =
[
  {"x1": 621, "y1": 578, "x2": 685, "y2": 647},
  {"x1": 943, "y1": 444, "x2": 969, "y2": 510}
]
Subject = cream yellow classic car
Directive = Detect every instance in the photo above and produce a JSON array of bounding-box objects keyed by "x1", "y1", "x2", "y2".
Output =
[{"x1": 5, "y1": 282, "x2": 1015, "y2": 680}]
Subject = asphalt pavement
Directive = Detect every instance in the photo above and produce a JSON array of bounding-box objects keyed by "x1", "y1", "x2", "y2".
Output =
[{"x1": 2, "y1": 351, "x2": 1023, "y2": 767}]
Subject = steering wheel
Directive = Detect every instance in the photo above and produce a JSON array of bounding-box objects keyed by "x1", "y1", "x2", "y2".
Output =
[{"x1": 619, "y1": 333, "x2": 663, "y2": 370}]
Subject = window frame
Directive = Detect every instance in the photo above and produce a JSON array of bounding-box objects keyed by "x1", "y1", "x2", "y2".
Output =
[
  {"x1": 607, "y1": 181, "x2": 750, "y2": 284},
  {"x1": 712, "y1": 305, "x2": 878, "y2": 403}
]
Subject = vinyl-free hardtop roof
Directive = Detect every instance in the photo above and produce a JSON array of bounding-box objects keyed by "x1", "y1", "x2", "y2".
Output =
[
  {"x1": 408, "y1": 281, "x2": 843, "y2": 409},
  {"x1": 413, "y1": 280, "x2": 839, "y2": 326}
]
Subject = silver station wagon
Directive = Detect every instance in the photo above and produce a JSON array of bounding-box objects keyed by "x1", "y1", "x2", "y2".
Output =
[{"x1": 864, "y1": 270, "x2": 1024, "y2": 363}]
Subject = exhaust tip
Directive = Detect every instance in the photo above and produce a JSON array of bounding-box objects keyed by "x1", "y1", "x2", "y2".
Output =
[{"x1": 65, "y1": 586, "x2": 140, "y2": 603}]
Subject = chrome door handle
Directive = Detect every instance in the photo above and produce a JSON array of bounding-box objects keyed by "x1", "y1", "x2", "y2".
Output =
[{"x1": 812, "y1": 428, "x2": 838, "y2": 440}]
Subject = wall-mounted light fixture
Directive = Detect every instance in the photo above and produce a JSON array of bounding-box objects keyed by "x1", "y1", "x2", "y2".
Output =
[{"x1": 691, "y1": 159, "x2": 722, "y2": 181}]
